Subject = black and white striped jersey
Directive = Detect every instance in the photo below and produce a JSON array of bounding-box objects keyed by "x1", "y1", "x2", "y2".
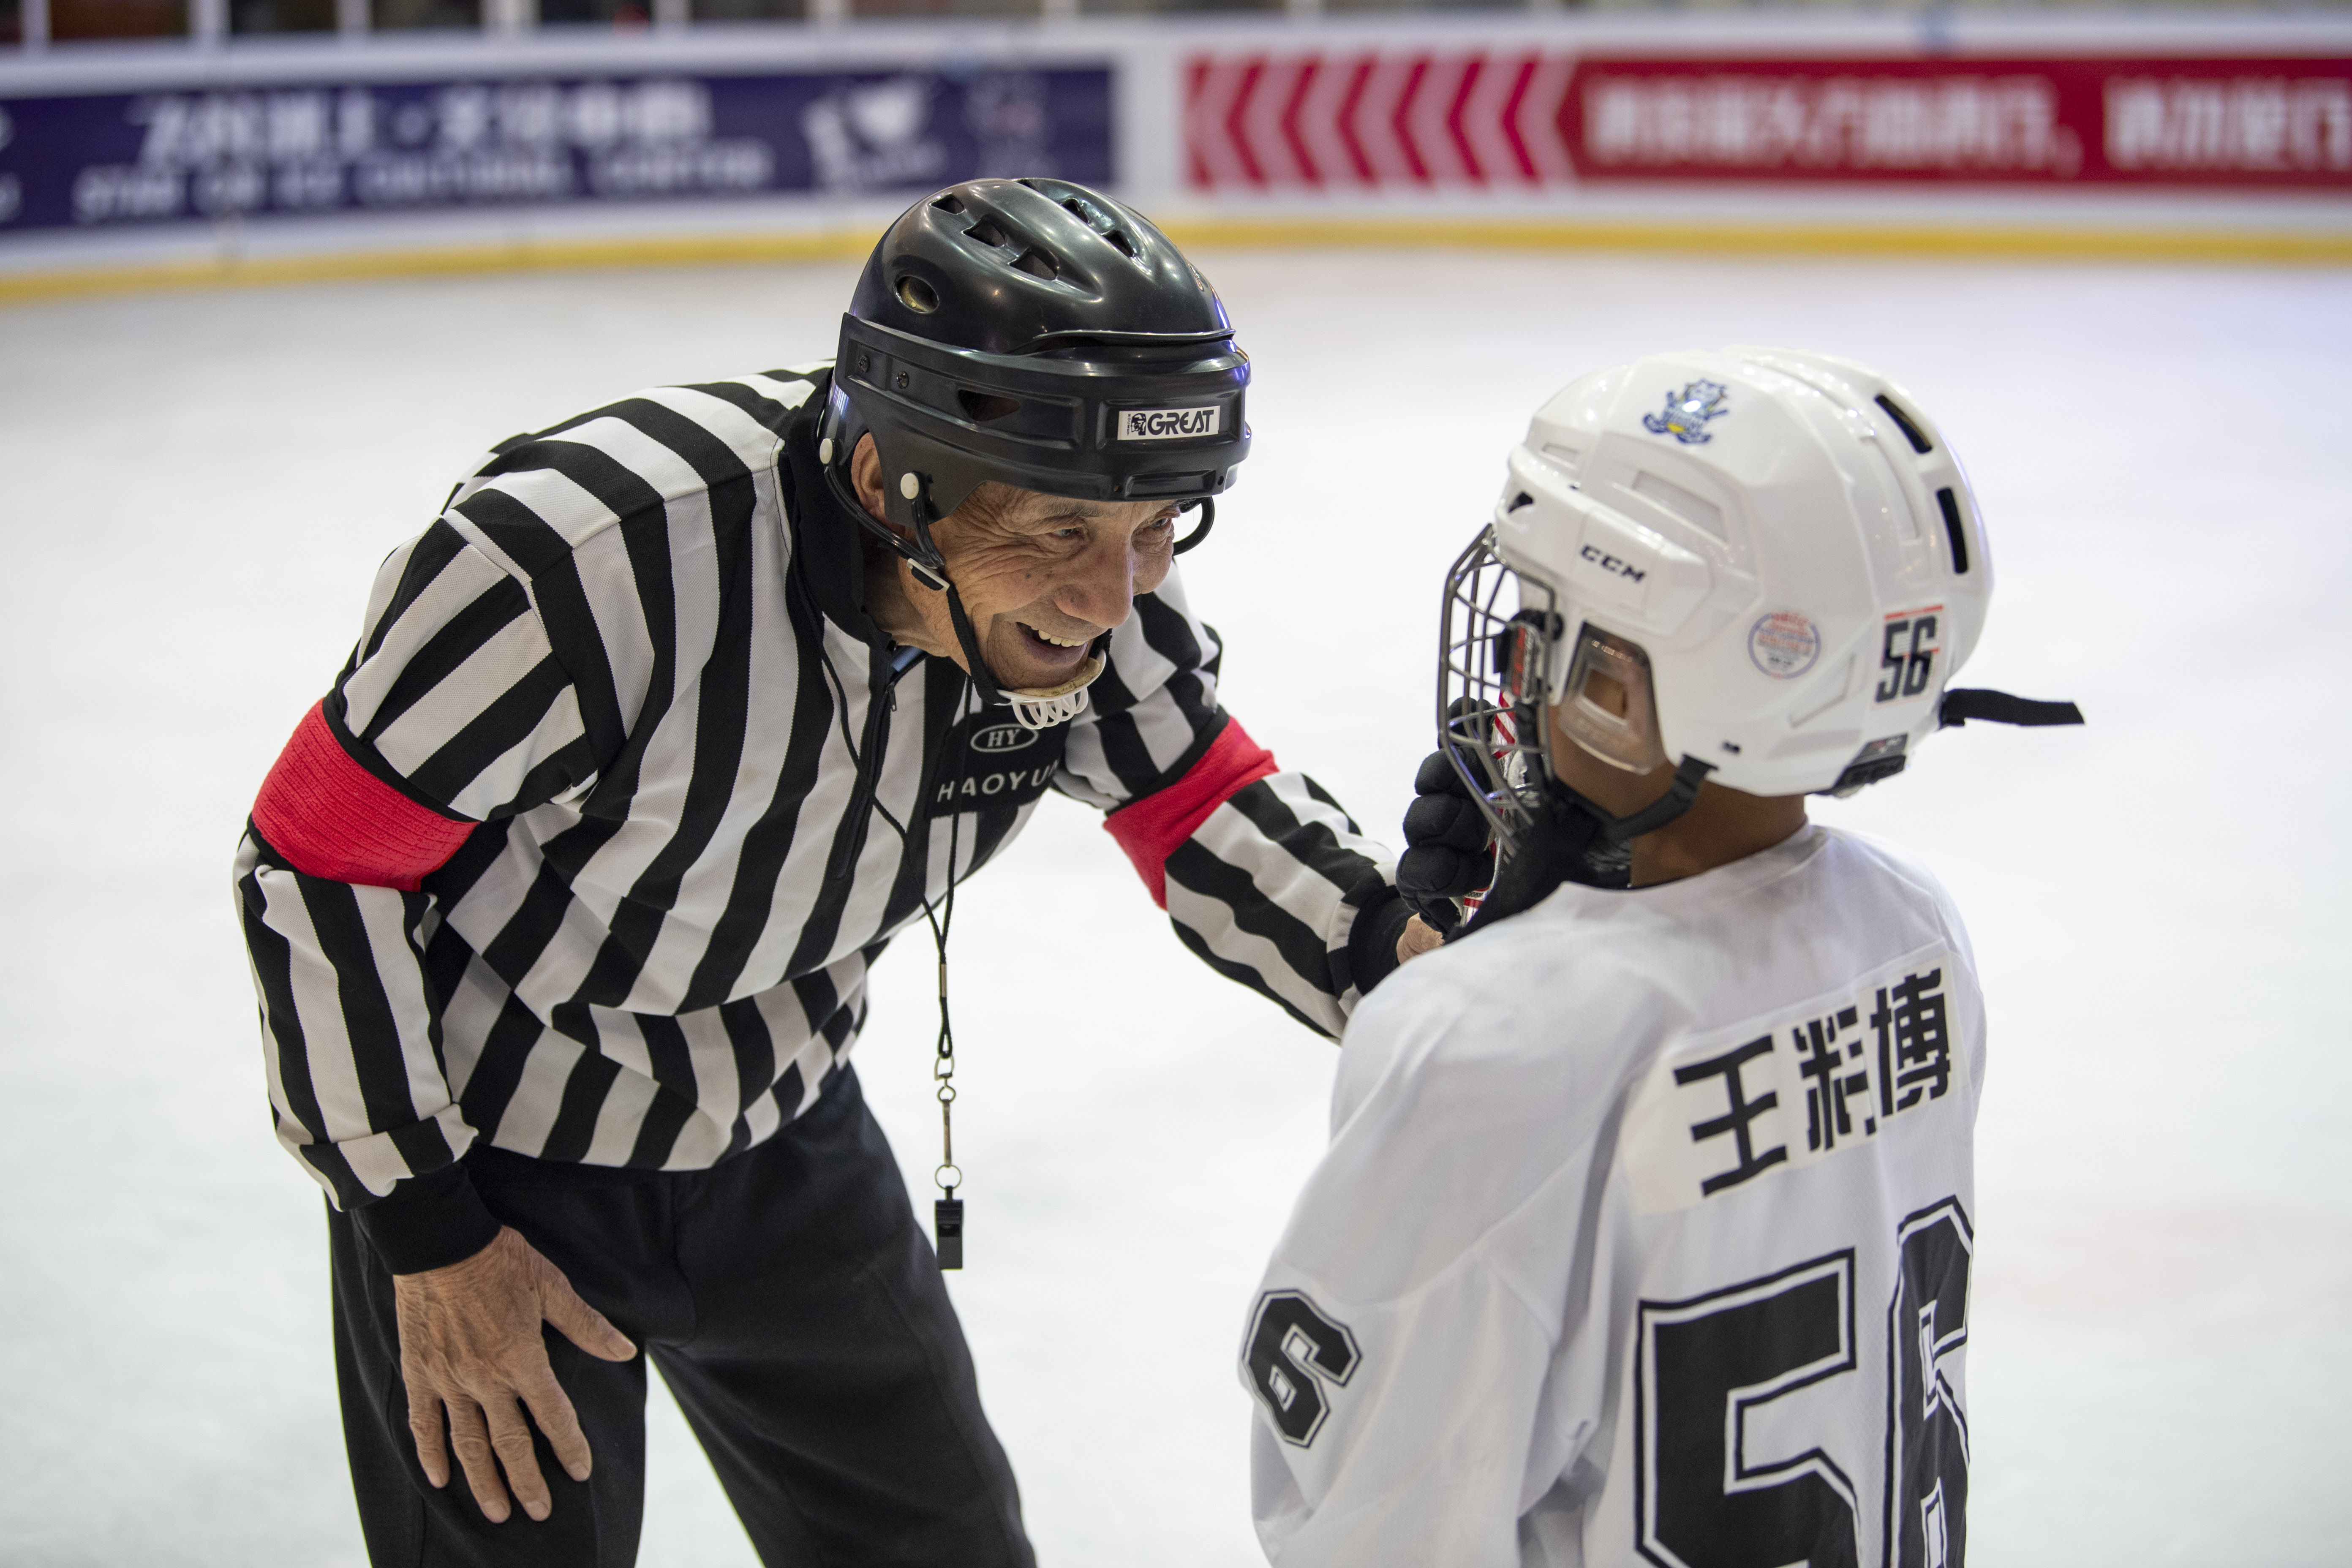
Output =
[{"x1": 234, "y1": 363, "x2": 1402, "y2": 1270}]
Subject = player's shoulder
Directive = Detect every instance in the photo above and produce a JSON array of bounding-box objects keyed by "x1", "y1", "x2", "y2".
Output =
[
  {"x1": 1808, "y1": 825, "x2": 1972, "y2": 939},
  {"x1": 1814, "y1": 822, "x2": 1947, "y2": 886},
  {"x1": 1334, "y1": 902, "x2": 1669, "y2": 1131}
]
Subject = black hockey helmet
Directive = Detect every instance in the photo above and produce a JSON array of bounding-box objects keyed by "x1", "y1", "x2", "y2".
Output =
[{"x1": 821, "y1": 177, "x2": 1251, "y2": 558}]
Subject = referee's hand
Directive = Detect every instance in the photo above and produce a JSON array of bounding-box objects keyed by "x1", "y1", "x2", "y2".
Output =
[
  {"x1": 1396, "y1": 914, "x2": 1447, "y2": 966},
  {"x1": 1397, "y1": 745, "x2": 1495, "y2": 934},
  {"x1": 392, "y1": 1226, "x2": 638, "y2": 1523}
]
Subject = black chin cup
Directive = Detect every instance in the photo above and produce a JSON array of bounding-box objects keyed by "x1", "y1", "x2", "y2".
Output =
[
  {"x1": 1457, "y1": 783, "x2": 1629, "y2": 938},
  {"x1": 1456, "y1": 756, "x2": 1714, "y2": 939}
]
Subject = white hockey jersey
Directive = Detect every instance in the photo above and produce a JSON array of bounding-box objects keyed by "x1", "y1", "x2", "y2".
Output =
[{"x1": 1244, "y1": 824, "x2": 1982, "y2": 1568}]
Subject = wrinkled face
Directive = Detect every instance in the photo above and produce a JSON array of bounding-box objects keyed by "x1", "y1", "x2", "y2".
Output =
[{"x1": 917, "y1": 483, "x2": 1182, "y2": 691}]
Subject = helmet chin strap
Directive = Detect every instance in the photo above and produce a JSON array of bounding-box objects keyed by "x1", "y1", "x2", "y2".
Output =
[
  {"x1": 1456, "y1": 754, "x2": 1714, "y2": 940},
  {"x1": 933, "y1": 566, "x2": 1105, "y2": 730},
  {"x1": 832, "y1": 453, "x2": 1105, "y2": 732},
  {"x1": 1564, "y1": 754, "x2": 1716, "y2": 847}
]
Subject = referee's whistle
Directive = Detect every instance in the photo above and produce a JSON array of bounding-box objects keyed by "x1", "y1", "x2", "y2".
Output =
[{"x1": 935, "y1": 1197, "x2": 964, "y2": 1271}]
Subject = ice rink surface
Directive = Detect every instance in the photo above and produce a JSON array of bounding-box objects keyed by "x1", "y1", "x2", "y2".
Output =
[{"x1": 2, "y1": 245, "x2": 2348, "y2": 1566}]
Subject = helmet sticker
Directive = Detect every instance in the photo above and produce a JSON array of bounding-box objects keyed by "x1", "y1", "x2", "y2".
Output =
[
  {"x1": 1875, "y1": 607, "x2": 1944, "y2": 703},
  {"x1": 1117, "y1": 406, "x2": 1220, "y2": 441},
  {"x1": 1748, "y1": 611, "x2": 1821, "y2": 679},
  {"x1": 1641, "y1": 380, "x2": 1731, "y2": 446}
]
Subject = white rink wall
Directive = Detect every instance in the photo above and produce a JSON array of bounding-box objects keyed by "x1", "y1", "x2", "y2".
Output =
[{"x1": 0, "y1": 247, "x2": 2347, "y2": 1565}]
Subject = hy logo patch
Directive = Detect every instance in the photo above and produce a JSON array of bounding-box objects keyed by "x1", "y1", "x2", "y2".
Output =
[
  {"x1": 933, "y1": 709, "x2": 1068, "y2": 817},
  {"x1": 1117, "y1": 406, "x2": 1220, "y2": 441},
  {"x1": 970, "y1": 723, "x2": 1037, "y2": 755},
  {"x1": 1642, "y1": 380, "x2": 1730, "y2": 446}
]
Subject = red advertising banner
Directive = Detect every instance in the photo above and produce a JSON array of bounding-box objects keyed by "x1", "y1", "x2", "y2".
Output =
[{"x1": 1184, "y1": 52, "x2": 2352, "y2": 192}]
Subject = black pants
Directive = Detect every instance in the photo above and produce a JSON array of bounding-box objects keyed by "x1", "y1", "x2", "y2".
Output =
[{"x1": 329, "y1": 1068, "x2": 1034, "y2": 1568}]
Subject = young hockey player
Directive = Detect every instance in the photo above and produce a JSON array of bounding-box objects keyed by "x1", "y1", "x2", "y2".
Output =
[{"x1": 1242, "y1": 348, "x2": 2080, "y2": 1568}]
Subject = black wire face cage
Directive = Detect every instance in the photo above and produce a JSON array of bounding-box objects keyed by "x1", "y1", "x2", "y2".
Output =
[{"x1": 1438, "y1": 526, "x2": 1565, "y2": 857}]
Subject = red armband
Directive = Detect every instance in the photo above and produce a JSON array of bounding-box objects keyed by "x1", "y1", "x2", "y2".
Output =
[
  {"x1": 1103, "y1": 719, "x2": 1279, "y2": 909},
  {"x1": 250, "y1": 702, "x2": 475, "y2": 891}
]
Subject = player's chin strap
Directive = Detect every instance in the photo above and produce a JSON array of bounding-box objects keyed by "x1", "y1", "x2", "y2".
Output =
[
  {"x1": 1584, "y1": 754, "x2": 1717, "y2": 845},
  {"x1": 1458, "y1": 756, "x2": 1715, "y2": 939}
]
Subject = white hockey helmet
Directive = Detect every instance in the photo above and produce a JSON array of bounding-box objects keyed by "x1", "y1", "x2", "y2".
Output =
[{"x1": 1441, "y1": 347, "x2": 1994, "y2": 849}]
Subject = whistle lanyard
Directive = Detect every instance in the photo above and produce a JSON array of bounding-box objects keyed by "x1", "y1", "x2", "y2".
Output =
[
  {"x1": 920, "y1": 801, "x2": 965, "y2": 1269},
  {"x1": 811, "y1": 632, "x2": 975, "y2": 1271}
]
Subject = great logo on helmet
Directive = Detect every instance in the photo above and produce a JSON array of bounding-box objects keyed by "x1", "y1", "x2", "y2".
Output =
[{"x1": 1117, "y1": 406, "x2": 1221, "y2": 441}]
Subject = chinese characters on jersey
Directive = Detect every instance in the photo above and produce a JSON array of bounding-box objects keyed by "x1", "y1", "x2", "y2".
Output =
[{"x1": 1626, "y1": 950, "x2": 1965, "y2": 1214}]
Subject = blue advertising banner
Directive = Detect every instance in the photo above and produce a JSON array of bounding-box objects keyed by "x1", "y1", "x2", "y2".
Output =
[{"x1": 0, "y1": 65, "x2": 1113, "y2": 233}]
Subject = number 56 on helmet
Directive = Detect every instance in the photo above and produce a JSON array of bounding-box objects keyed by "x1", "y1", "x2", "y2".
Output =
[{"x1": 1441, "y1": 346, "x2": 2080, "y2": 853}]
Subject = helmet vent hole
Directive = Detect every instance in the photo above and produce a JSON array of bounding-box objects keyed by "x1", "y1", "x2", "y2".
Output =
[
  {"x1": 957, "y1": 390, "x2": 1022, "y2": 425},
  {"x1": 932, "y1": 193, "x2": 966, "y2": 215},
  {"x1": 1506, "y1": 492, "x2": 1535, "y2": 512},
  {"x1": 1936, "y1": 487, "x2": 1972, "y2": 574},
  {"x1": 1105, "y1": 230, "x2": 1138, "y2": 259},
  {"x1": 895, "y1": 275, "x2": 940, "y2": 314},
  {"x1": 1011, "y1": 248, "x2": 1059, "y2": 281},
  {"x1": 965, "y1": 218, "x2": 1010, "y2": 248},
  {"x1": 1873, "y1": 394, "x2": 1934, "y2": 455}
]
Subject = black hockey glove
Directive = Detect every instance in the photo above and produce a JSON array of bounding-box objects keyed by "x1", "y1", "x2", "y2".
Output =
[{"x1": 1396, "y1": 748, "x2": 1495, "y2": 936}]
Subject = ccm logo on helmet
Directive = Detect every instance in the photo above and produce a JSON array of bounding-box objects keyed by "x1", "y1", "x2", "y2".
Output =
[
  {"x1": 1117, "y1": 406, "x2": 1220, "y2": 441},
  {"x1": 1581, "y1": 543, "x2": 1647, "y2": 583}
]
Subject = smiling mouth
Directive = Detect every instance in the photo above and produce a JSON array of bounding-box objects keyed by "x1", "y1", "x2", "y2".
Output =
[{"x1": 1017, "y1": 622, "x2": 1095, "y2": 658}]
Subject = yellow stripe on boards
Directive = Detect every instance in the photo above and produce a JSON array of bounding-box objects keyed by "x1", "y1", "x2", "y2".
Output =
[
  {"x1": 1160, "y1": 217, "x2": 2352, "y2": 267},
  {"x1": 0, "y1": 228, "x2": 878, "y2": 308},
  {"x1": 1, "y1": 214, "x2": 2346, "y2": 308}
]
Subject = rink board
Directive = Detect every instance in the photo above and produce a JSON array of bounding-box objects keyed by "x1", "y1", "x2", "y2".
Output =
[{"x1": 0, "y1": 11, "x2": 2347, "y2": 292}]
